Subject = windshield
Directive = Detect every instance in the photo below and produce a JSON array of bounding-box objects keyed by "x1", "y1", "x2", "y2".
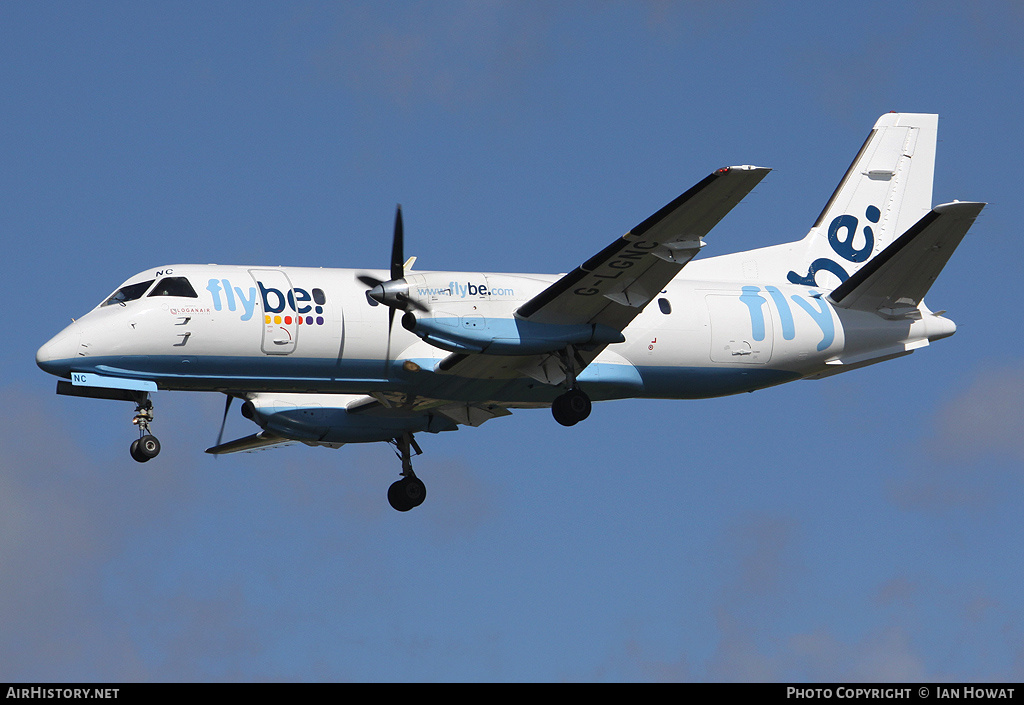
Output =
[
  {"x1": 101, "y1": 279, "x2": 155, "y2": 307},
  {"x1": 148, "y1": 277, "x2": 198, "y2": 298}
]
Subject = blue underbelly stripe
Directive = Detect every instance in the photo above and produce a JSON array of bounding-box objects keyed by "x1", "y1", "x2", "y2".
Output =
[{"x1": 54, "y1": 354, "x2": 801, "y2": 402}]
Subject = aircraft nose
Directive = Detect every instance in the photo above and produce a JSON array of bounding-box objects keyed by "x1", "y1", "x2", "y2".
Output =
[{"x1": 36, "y1": 321, "x2": 81, "y2": 376}]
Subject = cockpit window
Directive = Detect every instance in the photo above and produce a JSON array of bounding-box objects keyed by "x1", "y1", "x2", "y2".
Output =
[
  {"x1": 101, "y1": 280, "x2": 155, "y2": 307},
  {"x1": 148, "y1": 277, "x2": 198, "y2": 298}
]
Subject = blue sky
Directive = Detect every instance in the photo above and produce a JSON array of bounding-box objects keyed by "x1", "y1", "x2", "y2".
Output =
[{"x1": 3, "y1": 1, "x2": 1023, "y2": 682}]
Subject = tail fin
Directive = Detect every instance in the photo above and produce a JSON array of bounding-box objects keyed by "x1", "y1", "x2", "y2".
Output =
[{"x1": 786, "y1": 112, "x2": 938, "y2": 290}]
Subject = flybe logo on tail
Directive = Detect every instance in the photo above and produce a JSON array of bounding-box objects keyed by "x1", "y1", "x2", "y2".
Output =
[
  {"x1": 205, "y1": 279, "x2": 327, "y2": 325},
  {"x1": 788, "y1": 206, "x2": 880, "y2": 287}
]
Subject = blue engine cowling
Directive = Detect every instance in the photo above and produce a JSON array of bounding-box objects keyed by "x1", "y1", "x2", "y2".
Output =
[{"x1": 401, "y1": 313, "x2": 625, "y2": 355}]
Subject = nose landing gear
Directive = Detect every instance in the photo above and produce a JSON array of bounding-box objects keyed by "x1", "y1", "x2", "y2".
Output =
[{"x1": 129, "y1": 396, "x2": 161, "y2": 463}]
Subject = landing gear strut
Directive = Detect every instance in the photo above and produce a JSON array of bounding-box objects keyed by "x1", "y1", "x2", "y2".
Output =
[
  {"x1": 129, "y1": 395, "x2": 161, "y2": 463},
  {"x1": 387, "y1": 432, "x2": 426, "y2": 512},
  {"x1": 550, "y1": 346, "x2": 592, "y2": 427}
]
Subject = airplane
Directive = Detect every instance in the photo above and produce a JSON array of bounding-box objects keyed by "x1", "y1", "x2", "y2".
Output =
[{"x1": 36, "y1": 112, "x2": 984, "y2": 512}]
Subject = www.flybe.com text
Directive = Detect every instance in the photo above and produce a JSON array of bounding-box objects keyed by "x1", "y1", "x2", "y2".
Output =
[{"x1": 416, "y1": 282, "x2": 516, "y2": 298}]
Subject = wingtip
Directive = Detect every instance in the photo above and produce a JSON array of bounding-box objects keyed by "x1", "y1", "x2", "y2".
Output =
[
  {"x1": 933, "y1": 201, "x2": 986, "y2": 216},
  {"x1": 718, "y1": 165, "x2": 771, "y2": 173}
]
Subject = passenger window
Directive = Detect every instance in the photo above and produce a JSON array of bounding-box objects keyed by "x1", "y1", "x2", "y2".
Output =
[
  {"x1": 658, "y1": 297, "x2": 672, "y2": 314},
  {"x1": 148, "y1": 277, "x2": 199, "y2": 298},
  {"x1": 312, "y1": 288, "x2": 326, "y2": 305},
  {"x1": 101, "y1": 280, "x2": 155, "y2": 307}
]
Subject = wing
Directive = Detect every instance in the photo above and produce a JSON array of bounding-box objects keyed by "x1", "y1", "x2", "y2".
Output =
[
  {"x1": 517, "y1": 165, "x2": 770, "y2": 329},
  {"x1": 437, "y1": 165, "x2": 770, "y2": 384},
  {"x1": 206, "y1": 393, "x2": 514, "y2": 455},
  {"x1": 349, "y1": 394, "x2": 514, "y2": 428},
  {"x1": 205, "y1": 430, "x2": 298, "y2": 455}
]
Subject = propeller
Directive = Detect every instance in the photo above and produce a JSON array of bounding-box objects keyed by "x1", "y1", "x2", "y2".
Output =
[
  {"x1": 354, "y1": 205, "x2": 403, "y2": 289},
  {"x1": 356, "y1": 206, "x2": 428, "y2": 313},
  {"x1": 355, "y1": 206, "x2": 429, "y2": 368},
  {"x1": 391, "y1": 203, "x2": 404, "y2": 281},
  {"x1": 213, "y1": 393, "x2": 234, "y2": 454}
]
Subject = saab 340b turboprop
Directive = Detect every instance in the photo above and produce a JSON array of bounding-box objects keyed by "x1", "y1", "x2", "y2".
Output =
[{"x1": 36, "y1": 113, "x2": 983, "y2": 511}]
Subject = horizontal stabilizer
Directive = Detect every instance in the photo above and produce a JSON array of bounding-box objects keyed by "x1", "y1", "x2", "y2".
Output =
[
  {"x1": 205, "y1": 431, "x2": 294, "y2": 455},
  {"x1": 828, "y1": 201, "x2": 984, "y2": 315}
]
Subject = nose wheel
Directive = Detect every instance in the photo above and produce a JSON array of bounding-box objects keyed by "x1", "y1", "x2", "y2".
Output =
[
  {"x1": 129, "y1": 396, "x2": 161, "y2": 463},
  {"x1": 130, "y1": 434, "x2": 161, "y2": 462},
  {"x1": 387, "y1": 433, "x2": 426, "y2": 512}
]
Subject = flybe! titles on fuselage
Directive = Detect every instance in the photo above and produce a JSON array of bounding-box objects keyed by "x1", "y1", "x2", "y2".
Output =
[{"x1": 204, "y1": 278, "x2": 327, "y2": 325}]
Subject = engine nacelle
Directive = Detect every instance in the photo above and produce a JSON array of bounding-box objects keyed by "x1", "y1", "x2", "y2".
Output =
[
  {"x1": 401, "y1": 312, "x2": 625, "y2": 355},
  {"x1": 241, "y1": 393, "x2": 457, "y2": 443}
]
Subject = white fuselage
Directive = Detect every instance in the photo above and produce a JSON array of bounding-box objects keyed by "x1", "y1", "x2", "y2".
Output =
[{"x1": 37, "y1": 261, "x2": 955, "y2": 406}]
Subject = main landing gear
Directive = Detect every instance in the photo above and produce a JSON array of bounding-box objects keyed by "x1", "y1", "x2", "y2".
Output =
[
  {"x1": 128, "y1": 396, "x2": 161, "y2": 463},
  {"x1": 550, "y1": 346, "x2": 592, "y2": 427},
  {"x1": 387, "y1": 432, "x2": 426, "y2": 512},
  {"x1": 551, "y1": 387, "x2": 592, "y2": 427}
]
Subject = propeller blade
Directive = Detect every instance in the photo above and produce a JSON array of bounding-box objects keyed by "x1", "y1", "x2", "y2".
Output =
[
  {"x1": 386, "y1": 306, "x2": 395, "y2": 366},
  {"x1": 391, "y1": 205, "x2": 404, "y2": 281},
  {"x1": 359, "y1": 205, "x2": 429, "y2": 318},
  {"x1": 215, "y1": 394, "x2": 234, "y2": 451}
]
